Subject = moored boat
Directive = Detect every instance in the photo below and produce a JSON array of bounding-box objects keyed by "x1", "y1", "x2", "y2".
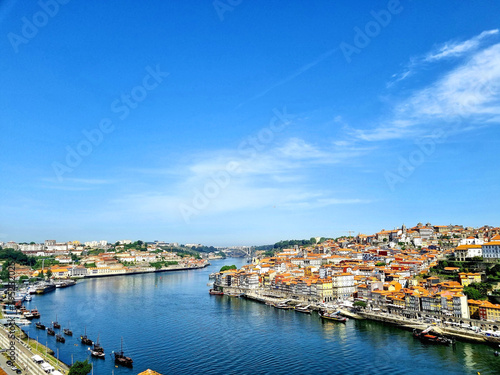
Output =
[
  {"x1": 31, "y1": 308, "x2": 40, "y2": 319},
  {"x1": 52, "y1": 315, "x2": 60, "y2": 329},
  {"x1": 81, "y1": 327, "x2": 93, "y2": 346},
  {"x1": 209, "y1": 289, "x2": 224, "y2": 295},
  {"x1": 295, "y1": 305, "x2": 312, "y2": 314},
  {"x1": 274, "y1": 302, "x2": 294, "y2": 310},
  {"x1": 35, "y1": 322, "x2": 45, "y2": 330},
  {"x1": 56, "y1": 334, "x2": 65, "y2": 343},
  {"x1": 35, "y1": 282, "x2": 56, "y2": 294},
  {"x1": 47, "y1": 327, "x2": 55, "y2": 336},
  {"x1": 113, "y1": 337, "x2": 133, "y2": 367},
  {"x1": 319, "y1": 310, "x2": 348, "y2": 323},
  {"x1": 63, "y1": 321, "x2": 73, "y2": 336},
  {"x1": 413, "y1": 328, "x2": 455, "y2": 345},
  {"x1": 90, "y1": 335, "x2": 105, "y2": 359},
  {"x1": 24, "y1": 312, "x2": 34, "y2": 320}
]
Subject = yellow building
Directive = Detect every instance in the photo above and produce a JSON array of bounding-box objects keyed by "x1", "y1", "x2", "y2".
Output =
[
  {"x1": 468, "y1": 299, "x2": 482, "y2": 319},
  {"x1": 458, "y1": 272, "x2": 481, "y2": 286}
]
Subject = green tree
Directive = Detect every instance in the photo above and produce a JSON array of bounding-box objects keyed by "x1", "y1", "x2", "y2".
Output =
[
  {"x1": 220, "y1": 265, "x2": 237, "y2": 272},
  {"x1": 19, "y1": 275, "x2": 29, "y2": 283},
  {"x1": 463, "y1": 282, "x2": 491, "y2": 300},
  {"x1": 353, "y1": 301, "x2": 367, "y2": 308},
  {"x1": 39, "y1": 269, "x2": 44, "y2": 278},
  {"x1": 68, "y1": 360, "x2": 92, "y2": 375},
  {"x1": 0, "y1": 260, "x2": 11, "y2": 281},
  {"x1": 46, "y1": 269, "x2": 53, "y2": 279},
  {"x1": 463, "y1": 287, "x2": 484, "y2": 300}
]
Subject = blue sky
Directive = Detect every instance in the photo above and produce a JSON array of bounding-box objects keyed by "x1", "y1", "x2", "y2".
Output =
[{"x1": 1, "y1": 1, "x2": 499, "y2": 246}]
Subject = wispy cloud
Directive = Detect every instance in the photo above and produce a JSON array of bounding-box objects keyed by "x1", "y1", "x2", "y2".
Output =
[
  {"x1": 355, "y1": 41, "x2": 500, "y2": 142},
  {"x1": 389, "y1": 29, "x2": 499, "y2": 85},
  {"x1": 108, "y1": 138, "x2": 370, "y2": 221}
]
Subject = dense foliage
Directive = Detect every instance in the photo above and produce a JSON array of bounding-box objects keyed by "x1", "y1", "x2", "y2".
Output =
[
  {"x1": 192, "y1": 245, "x2": 218, "y2": 253},
  {"x1": 68, "y1": 360, "x2": 92, "y2": 375},
  {"x1": 0, "y1": 248, "x2": 36, "y2": 266},
  {"x1": 463, "y1": 282, "x2": 491, "y2": 300},
  {"x1": 220, "y1": 265, "x2": 237, "y2": 272}
]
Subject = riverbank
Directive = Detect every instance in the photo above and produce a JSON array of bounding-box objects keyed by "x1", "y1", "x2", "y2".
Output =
[
  {"x1": 82, "y1": 263, "x2": 210, "y2": 279},
  {"x1": 230, "y1": 288, "x2": 493, "y2": 345}
]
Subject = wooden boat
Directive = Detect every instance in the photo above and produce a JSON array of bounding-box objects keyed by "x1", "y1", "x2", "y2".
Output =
[
  {"x1": 35, "y1": 322, "x2": 45, "y2": 330},
  {"x1": 91, "y1": 335, "x2": 105, "y2": 359},
  {"x1": 319, "y1": 310, "x2": 348, "y2": 323},
  {"x1": 52, "y1": 315, "x2": 60, "y2": 329},
  {"x1": 47, "y1": 327, "x2": 55, "y2": 336},
  {"x1": 413, "y1": 328, "x2": 455, "y2": 345},
  {"x1": 63, "y1": 321, "x2": 73, "y2": 336},
  {"x1": 55, "y1": 334, "x2": 65, "y2": 343},
  {"x1": 274, "y1": 303, "x2": 294, "y2": 310},
  {"x1": 81, "y1": 327, "x2": 93, "y2": 346},
  {"x1": 113, "y1": 338, "x2": 133, "y2": 367},
  {"x1": 31, "y1": 309, "x2": 40, "y2": 319},
  {"x1": 295, "y1": 305, "x2": 312, "y2": 314},
  {"x1": 209, "y1": 289, "x2": 224, "y2": 295}
]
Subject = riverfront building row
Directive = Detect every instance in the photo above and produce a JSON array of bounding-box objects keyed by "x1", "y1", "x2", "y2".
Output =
[{"x1": 214, "y1": 223, "x2": 500, "y2": 324}]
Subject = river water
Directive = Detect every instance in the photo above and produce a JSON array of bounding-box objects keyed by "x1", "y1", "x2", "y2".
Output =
[{"x1": 20, "y1": 259, "x2": 499, "y2": 374}]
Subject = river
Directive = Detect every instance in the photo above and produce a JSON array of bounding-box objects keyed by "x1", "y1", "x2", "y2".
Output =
[{"x1": 20, "y1": 258, "x2": 499, "y2": 374}]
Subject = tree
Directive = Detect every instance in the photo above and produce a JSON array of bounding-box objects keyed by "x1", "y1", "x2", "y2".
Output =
[
  {"x1": 46, "y1": 269, "x2": 53, "y2": 279},
  {"x1": 68, "y1": 360, "x2": 92, "y2": 375},
  {"x1": 220, "y1": 265, "x2": 237, "y2": 272},
  {"x1": 0, "y1": 260, "x2": 11, "y2": 281},
  {"x1": 463, "y1": 282, "x2": 491, "y2": 300},
  {"x1": 353, "y1": 301, "x2": 367, "y2": 308},
  {"x1": 39, "y1": 269, "x2": 44, "y2": 278},
  {"x1": 463, "y1": 287, "x2": 483, "y2": 300}
]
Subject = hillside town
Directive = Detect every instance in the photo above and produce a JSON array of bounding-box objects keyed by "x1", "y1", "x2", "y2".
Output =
[
  {"x1": 213, "y1": 223, "x2": 500, "y2": 329},
  {"x1": 0, "y1": 240, "x2": 210, "y2": 279}
]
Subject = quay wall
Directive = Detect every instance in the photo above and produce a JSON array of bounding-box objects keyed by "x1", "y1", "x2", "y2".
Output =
[
  {"x1": 83, "y1": 264, "x2": 209, "y2": 279},
  {"x1": 220, "y1": 285, "x2": 495, "y2": 345}
]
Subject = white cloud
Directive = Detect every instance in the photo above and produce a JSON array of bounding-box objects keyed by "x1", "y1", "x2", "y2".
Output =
[
  {"x1": 355, "y1": 43, "x2": 500, "y2": 142},
  {"x1": 108, "y1": 138, "x2": 370, "y2": 221},
  {"x1": 389, "y1": 29, "x2": 499, "y2": 85}
]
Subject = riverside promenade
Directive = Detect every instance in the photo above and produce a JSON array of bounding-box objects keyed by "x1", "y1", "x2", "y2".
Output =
[
  {"x1": 229, "y1": 287, "x2": 494, "y2": 345},
  {"x1": 0, "y1": 327, "x2": 69, "y2": 374}
]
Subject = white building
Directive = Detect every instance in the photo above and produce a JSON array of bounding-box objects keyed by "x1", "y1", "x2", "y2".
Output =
[
  {"x1": 482, "y1": 237, "x2": 500, "y2": 260},
  {"x1": 454, "y1": 244, "x2": 482, "y2": 261}
]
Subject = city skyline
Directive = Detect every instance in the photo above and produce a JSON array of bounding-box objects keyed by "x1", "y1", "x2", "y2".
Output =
[{"x1": 1, "y1": 1, "x2": 499, "y2": 246}]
